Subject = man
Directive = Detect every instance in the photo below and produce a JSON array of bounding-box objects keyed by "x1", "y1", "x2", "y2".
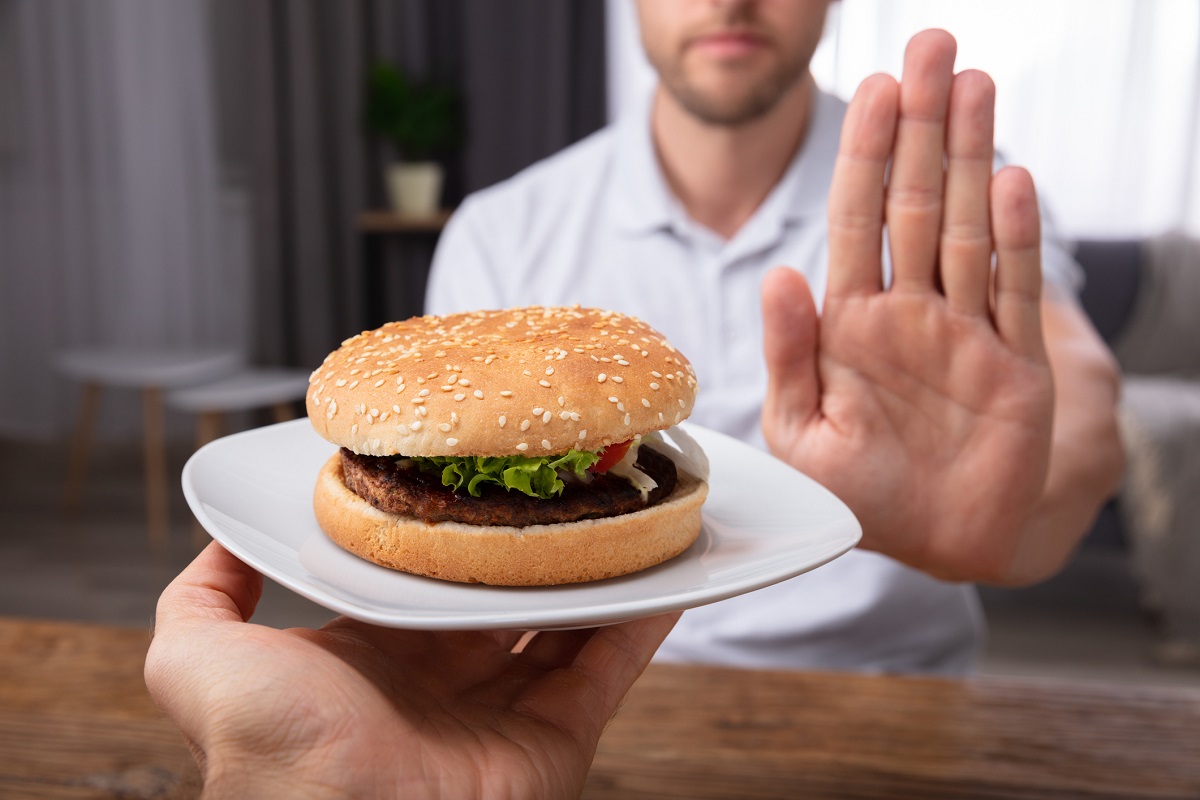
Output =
[{"x1": 427, "y1": 1, "x2": 1124, "y2": 673}]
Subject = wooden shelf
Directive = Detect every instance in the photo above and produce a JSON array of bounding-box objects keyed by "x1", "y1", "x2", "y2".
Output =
[{"x1": 358, "y1": 209, "x2": 453, "y2": 233}]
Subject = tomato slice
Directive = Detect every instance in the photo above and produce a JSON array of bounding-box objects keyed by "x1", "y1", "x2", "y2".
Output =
[{"x1": 590, "y1": 439, "x2": 632, "y2": 474}]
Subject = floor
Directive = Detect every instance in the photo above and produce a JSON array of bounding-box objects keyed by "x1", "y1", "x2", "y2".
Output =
[{"x1": 2, "y1": 433, "x2": 1198, "y2": 689}]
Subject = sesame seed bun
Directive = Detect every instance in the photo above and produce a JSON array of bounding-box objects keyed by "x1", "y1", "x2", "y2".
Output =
[
  {"x1": 313, "y1": 452, "x2": 708, "y2": 586},
  {"x1": 306, "y1": 306, "x2": 699, "y2": 457}
]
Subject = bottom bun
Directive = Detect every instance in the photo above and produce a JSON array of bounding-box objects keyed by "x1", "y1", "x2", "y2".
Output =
[{"x1": 313, "y1": 453, "x2": 709, "y2": 586}]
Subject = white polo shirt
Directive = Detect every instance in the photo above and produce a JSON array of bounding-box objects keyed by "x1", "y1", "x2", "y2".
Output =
[{"x1": 427, "y1": 89, "x2": 1081, "y2": 674}]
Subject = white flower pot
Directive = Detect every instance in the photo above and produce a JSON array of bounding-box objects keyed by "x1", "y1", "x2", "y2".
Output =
[{"x1": 386, "y1": 162, "x2": 444, "y2": 217}]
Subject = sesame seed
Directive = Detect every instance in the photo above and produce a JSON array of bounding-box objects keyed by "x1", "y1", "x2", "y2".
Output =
[
  {"x1": 439, "y1": 423, "x2": 451, "y2": 432},
  {"x1": 624, "y1": 414, "x2": 631, "y2": 425},
  {"x1": 600, "y1": 357, "x2": 612, "y2": 363},
  {"x1": 369, "y1": 408, "x2": 379, "y2": 417},
  {"x1": 446, "y1": 438, "x2": 459, "y2": 447},
  {"x1": 678, "y1": 399, "x2": 686, "y2": 408},
  {"x1": 441, "y1": 385, "x2": 454, "y2": 391},
  {"x1": 516, "y1": 442, "x2": 529, "y2": 451},
  {"x1": 373, "y1": 438, "x2": 381, "y2": 449},
  {"x1": 617, "y1": 403, "x2": 625, "y2": 412},
  {"x1": 608, "y1": 396, "x2": 619, "y2": 403},
  {"x1": 520, "y1": 419, "x2": 531, "y2": 431},
  {"x1": 458, "y1": 379, "x2": 471, "y2": 387},
  {"x1": 523, "y1": 370, "x2": 532, "y2": 376},
  {"x1": 559, "y1": 411, "x2": 571, "y2": 420},
  {"x1": 351, "y1": 424, "x2": 359, "y2": 434},
  {"x1": 374, "y1": 379, "x2": 385, "y2": 388},
  {"x1": 417, "y1": 377, "x2": 425, "y2": 384},
  {"x1": 539, "y1": 379, "x2": 551, "y2": 388},
  {"x1": 533, "y1": 407, "x2": 544, "y2": 416},
  {"x1": 411, "y1": 397, "x2": 424, "y2": 405},
  {"x1": 652, "y1": 371, "x2": 663, "y2": 378},
  {"x1": 650, "y1": 382, "x2": 661, "y2": 390},
  {"x1": 474, "y1": 390, "x2": 484, "y2": 399},
  {"x1": 579, "y1": 430, "x2": 586, "y2": 439},
  {"x1": 618, "y1": 360, "x2": 630, "y2": 366},
  {"x1": 349, "y1": 369, "x2": 361, "y2": 376},
  {"x1": 557, "y1": 396, "x2": 565, "y2": 406},
  {"x1": 665, "y1": 374, "x2": 674, "y2": 381},
  {"x1": 500, "y1": 390, "x2": 513, "y2": 397},
  {"x1": 417, "y1": 406, "x2": 427, "y2": 417},
  {"x1": 612, "y1": 376, "x2": 624, "y2": 383},
  {"x1": 545, "y1": 367, "x2": 554, "y2": 375},
  {"x1": 454, "y1": 394, "x2": 465, "y2": 402},
  {"x1": 642, "y1": 398, "x2": 650, "y2": 407},
  {"x1": 410, "y1": 421, "x2": 422, "y2": 431},
  {"x1": 392, "y1": 405, "x2": 400, "y2": 413},
  {"x1": 542, "y1": 439, "x2": 552, "y2": 449},
  {"x1": 380, "y1": 412, "x2": 389, "y2": 421},
  {"x1": 447, "y1": 374, "x2": 458, "y2": 384},
  {"x1": 498, "y1": 415, "x2": 507, "y2": 428},
  {"x1": 597, "y1": 373, "x2": 606, "y2": 383},
  {"x1": 542, "y1": 411, "x2": 552, "y2": 423},
  {"x1": 418, "y1": 388, "x2": 430, "y2": 397},
  {"x1": 570, "y1": 412, "x2": 580, "y2": 421},
  {"x1": 451, "y1": 412, "x2": 458, "y2": 423},
  {"x1": 335, "y1": 379, "x2": 347, "y2": 387}
]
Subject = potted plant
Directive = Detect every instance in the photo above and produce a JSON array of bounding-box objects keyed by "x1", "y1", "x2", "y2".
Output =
[{"x1": 364, "y1": 63, "x2": 462, "y2": 217}]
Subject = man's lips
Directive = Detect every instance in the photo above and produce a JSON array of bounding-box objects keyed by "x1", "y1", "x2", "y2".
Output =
[{"x1": 689, "y1": 30, "x2": 769, "y2": 59}]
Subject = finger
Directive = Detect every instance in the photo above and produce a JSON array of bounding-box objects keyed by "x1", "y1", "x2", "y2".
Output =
[
  {"x1": 991, "y1": 166, "x2": 1045, "y2": 358},
  {"x1": 515, "y1": 612, "x2": 680, "y2": 745},
  {"x1": 762, "y1": 268, "x2": 820, "y2": 427},
  {"x1": 887, "y1": 29, "x2": 957, "y2": 290},
  {"x1": 154, "y1": 541, "x2": 263, "y2": 634},
  {"x1": 940, "y1": 70, "x2": 995, "y2": 316},
  {"x1": 827, "y1": 73, "x2": 898, "y2": 297},
  {"x1": 515, "y1": 628, "x2": 597, "y2": 672}
]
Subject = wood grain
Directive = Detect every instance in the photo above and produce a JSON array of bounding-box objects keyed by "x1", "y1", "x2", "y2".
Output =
[
  {"x1": 3, "y1": 617, "x2": 1198, "y2": 799},
  {"x1": 583, "y1": 664, "x2": 1200, "y2": 799}
]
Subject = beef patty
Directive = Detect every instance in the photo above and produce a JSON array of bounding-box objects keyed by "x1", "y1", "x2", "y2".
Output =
[{"x1": 340, "y1": 445, "x2": 678, "y2": 527}]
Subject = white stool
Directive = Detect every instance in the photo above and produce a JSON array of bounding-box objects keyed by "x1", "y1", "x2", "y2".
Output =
[
  {"x1": 166, "y1": 368, "x2": 312, "y2": 549},
  {"x1": 166, "y1": 367, "x2": 311, "y2": 446},
  {"x1": 57, "y1": 348, "x2": 242, "y2": 552}
]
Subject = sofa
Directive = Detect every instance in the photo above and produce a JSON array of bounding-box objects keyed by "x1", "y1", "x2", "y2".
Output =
[{"x1": 1073, "y1": 234, "x2": 1200, "y2": 657}]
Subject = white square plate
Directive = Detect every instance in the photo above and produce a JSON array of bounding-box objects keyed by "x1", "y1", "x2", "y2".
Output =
[{"x1": 182, "y1": 420, "x2": 860, "y2": 630}]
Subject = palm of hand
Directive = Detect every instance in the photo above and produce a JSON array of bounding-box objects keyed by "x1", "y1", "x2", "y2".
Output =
[
  {"x1": 175, "y1": 619, "x2": 608, "y2": 798},
  {"x1": 770, "y1": 290, "x2": 1052, "y2": 580}
]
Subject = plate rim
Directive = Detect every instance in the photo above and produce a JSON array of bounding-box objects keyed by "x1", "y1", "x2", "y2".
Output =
[{"x1": 182, "y1": 419, "x2": 861, "y2": 630}]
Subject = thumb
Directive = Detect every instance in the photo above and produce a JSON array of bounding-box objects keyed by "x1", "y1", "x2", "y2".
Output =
[{"x1": 761, "y1": 267, "x2": 821, "y2": 431}]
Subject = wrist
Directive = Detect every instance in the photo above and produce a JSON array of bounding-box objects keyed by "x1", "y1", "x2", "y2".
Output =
[{"x1": 201, "y1": 755, "x2": 358, "y2": 800}]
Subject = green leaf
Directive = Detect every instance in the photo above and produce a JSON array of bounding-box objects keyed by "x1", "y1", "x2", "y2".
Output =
[{"x1": 406, "y1": 449, "x2": 601, "y2": 500}]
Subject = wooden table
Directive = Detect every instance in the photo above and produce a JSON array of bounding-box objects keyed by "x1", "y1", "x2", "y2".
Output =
[{"x1": 3, "y1": 616, "x2": 1198, "y2": 799}]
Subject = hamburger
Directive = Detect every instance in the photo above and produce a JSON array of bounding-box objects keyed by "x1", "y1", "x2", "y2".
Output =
[{"x1": 306, "y1": 306, "x2": 709, "y2": 586}]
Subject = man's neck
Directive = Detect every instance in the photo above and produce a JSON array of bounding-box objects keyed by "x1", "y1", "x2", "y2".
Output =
[{"x1": 651, "y1": 74, "x2": 815, "y2": 240}]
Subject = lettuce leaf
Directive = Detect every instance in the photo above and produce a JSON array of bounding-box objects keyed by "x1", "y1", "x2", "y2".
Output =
[{"x1": 406, "y1": 448, "x2": 602, "y2": 500}]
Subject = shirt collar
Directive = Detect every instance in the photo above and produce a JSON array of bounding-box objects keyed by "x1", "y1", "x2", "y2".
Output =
[
  {"x1": 611, "y1": 91, "x2": 679, "y2": 235},
  {"x1": 610, "y1": 86, "x2": 847, "y2": 237}
]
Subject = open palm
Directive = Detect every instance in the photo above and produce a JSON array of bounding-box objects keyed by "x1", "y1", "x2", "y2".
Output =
[
  {"x1": 761, "y1": 31, "x2": 1054, "y2": 583},
  {"x1": 146, "y1": 543, "x2": 676, "y2": 798}
]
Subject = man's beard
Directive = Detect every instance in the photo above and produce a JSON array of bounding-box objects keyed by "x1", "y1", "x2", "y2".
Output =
[{"x1": 656, "y1": 56, "x2": 807, "y2": 127}]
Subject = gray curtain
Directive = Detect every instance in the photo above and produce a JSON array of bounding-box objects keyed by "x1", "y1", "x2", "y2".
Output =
[{"x1": 209, "y1": 0, "x2": 607, "y2": 373}]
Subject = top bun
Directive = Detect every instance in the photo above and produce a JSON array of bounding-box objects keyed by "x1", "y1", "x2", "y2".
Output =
[{"x1": 306, "y1": 307, "x2": 699, "y2": 457}]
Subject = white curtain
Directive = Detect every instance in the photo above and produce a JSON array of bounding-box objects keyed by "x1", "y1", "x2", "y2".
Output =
[
  {"x1": 0, "y1": 0, "x2": 246, "y2": 439},
  {"x1": 606, "y1": 0, "x2": 1200, "y2": 238}
]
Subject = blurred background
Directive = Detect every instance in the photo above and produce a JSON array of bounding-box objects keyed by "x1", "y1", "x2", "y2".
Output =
[{"x1": 2, "y1": 0, "x2": 1199, "y2": 688}]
